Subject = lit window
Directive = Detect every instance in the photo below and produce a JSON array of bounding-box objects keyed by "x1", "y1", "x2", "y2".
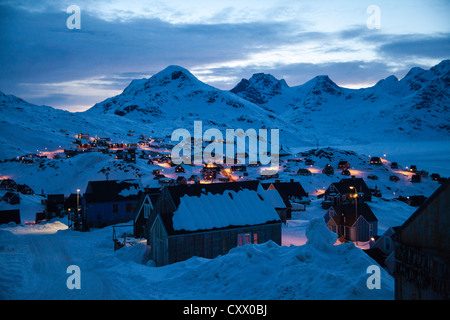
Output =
[{"x1": 253, "y1": 233, "x2": 258, "y2": 244}]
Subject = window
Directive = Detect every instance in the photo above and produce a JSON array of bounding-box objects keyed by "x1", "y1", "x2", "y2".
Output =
[
  {"x1": 126, "y1": 202, "x2": 132, "y2": 212},
  {"x1": 238, "y1": 233, "x2": 251, "y2": 246},
  {"x1": 253, "y1": 233, "x2": 258, "y2": 244},
  {"x1": 369, "y1": 224, "x2": 373, "y2": 232},
  {"x1": 384, "y1": 237, "x2": 391, "y2": 251},
  {"x1": 143, "y1": 203, "x2": 151, "y2": 219},
  {"x1": 113, "y1": 204, "x2": 118, "y2": 214}
]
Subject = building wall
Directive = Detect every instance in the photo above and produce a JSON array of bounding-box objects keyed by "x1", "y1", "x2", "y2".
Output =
[
  {"x1": 163, "y1": 223, "x2": 282, "y2": 266},
  {"x1": 84, "y1": 201, "x2": 137, "y2": 228}
]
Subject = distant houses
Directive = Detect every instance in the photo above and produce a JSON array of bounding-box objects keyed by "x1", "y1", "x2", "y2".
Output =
[
  {"x1": 135, "y1": 181, "x2": 282, "y2": 266},
  {"x1": 82, "y1": 179, "x2": 144, "y2": 228}
]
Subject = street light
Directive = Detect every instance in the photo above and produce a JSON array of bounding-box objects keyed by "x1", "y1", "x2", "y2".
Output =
[{"x1": 349, "y1": 186, "x2": 358, "y2": 244}]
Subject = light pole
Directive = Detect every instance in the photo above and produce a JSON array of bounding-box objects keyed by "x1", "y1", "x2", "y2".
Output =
[{"x1": 349, "y1": 186, "x2": 358, "y2": 244}]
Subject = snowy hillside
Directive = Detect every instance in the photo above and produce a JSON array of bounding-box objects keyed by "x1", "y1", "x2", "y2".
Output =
[
  {"x1": 85, "y1": 65, "x2": 295, "y2": 135},
  {"x1": 232, "y1": 60, "x2": 450, "y2": 143}
]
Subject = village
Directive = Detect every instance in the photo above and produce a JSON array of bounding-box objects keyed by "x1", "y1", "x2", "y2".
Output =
[{"x1": 1, "y1": 130, "x2": 447, "y2": 271}]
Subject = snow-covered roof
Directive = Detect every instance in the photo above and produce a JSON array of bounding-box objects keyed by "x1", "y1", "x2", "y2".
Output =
[
  {"x1": 264, "y1": 189, "x2": 286, "y2": 209},
  {"x1": 172, "y1": 188, "x2": 280, "y2": 232}
]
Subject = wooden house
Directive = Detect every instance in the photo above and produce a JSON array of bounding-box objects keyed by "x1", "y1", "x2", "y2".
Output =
[
  {"x1": 370, "y1": 157, "x2": 382, "y2": 165},
  {"x1": 297, "y1": 168, "x2": 312, "y2": 176},
  {"x1": 133, "y1": 188, "x2": 161, "y2": 238},
  {"x1": 82, "y1": 179, "x2": 143, "y2": 228},
  {"x1": 263, "y1": 188, "x2": 289, "y2": 224},
  {"x1": 338, "y1": 160, "x2": 350, "y2": 170},
  {"x1": 324, "y1": 177, "x2": 372, "y2": 206},
  {"x1": 261, "y1": 180, "x2": 309, "y2": 220},
  {"x1": 393, "y1": 179, "x2": 450, "y2": 300},
  {"x1": 17, "y1": 184, "x2": 34, "y2": 195},
  {"x1": 324, "y1": 203, "x2": 378, "y2": 242},
  {"x1": 141, "y1": 181, "x2": 282, "y2": 266},
  {"x1": 1, "y1": 192, "x2": 20, "y2": 205},
  {"x1": 0, "y1": 209, "x2": 21, "y2": 225},
  {"x1": 0, "y1": 179, "x2": 18, "y2": 191},
  {"x1": 391, "y1": 162, "x2": 399, "y2": 169},
  {"x1": 322, "y1": 164, "x2": 334, "y2": 175},
  {"x1": 46, "y1": 194, "x2": 65, "y2": 219},
  {"x1": 175, "y1": 165, "x2": 185, "y2": 173},
  {"x1": 176, "y1": 176, "x2": 187, "y2": 185}
]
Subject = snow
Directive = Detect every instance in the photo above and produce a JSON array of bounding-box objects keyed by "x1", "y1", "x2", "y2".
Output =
[
  {"x1": 0, "y1": 218, "x2": 394, "y2": 300},
  {"x1": 172, "y1": 189, "x2": 280, "y2": 231}
]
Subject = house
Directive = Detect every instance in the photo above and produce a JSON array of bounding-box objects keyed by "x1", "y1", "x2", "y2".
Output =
[
  {"x1": 133, "y1": 187, "x2": 161, "y2": 238},
  {"x1": 77, "y1": 133, "x2": 90, "y2": 140},
  {"x1": 390, "y1": 162, "x2": 399, "y2": 169},
  {"x1": 0, "y1": 179, "x2": 18, "y2": 191},
  {"x1": 261, "y1": 180, "x2": 309, "y2": 220},
  {"x1": 82, "y1": 179, "x2": 144, "y2": 228},
  {"x1": 430, "y1": 173, "x2": 440, "y2": 181},
  {"x1": 409, "y1": 165, "x2": 417, "y2": 173},
  {"x1": 322, "y1": 164, "x2": 334, "y2": 175},
  {"x1": 141, "y1": 181, "x2": 281, "y2": 266},
  {"x1": 263, "y1": 188, "x2": 289, "y2": 224},
  {"x1": 231, "y1": 165, "x2": 247, "y2": 172},
  {"x1": 203, "y1": 169, "x2": 216, "y2": 181},
  {"x1": 176, "y1": 176, "x2": 187, "y2": 185},
  {"x1": 297, "y1": 168, "x2": 312, "y2": 176},
  {"x1": 324, "y1": 203, "x2": 378, "y2": 242},
  {"x1": 0, "y1": 209, "x2": 21, "y2": 225},
  {"x1": 411, "y1": 174, "x2": 421, "y2": 183},
  {"x1": 324, "y1": 177, "x2": 372, "y2": 206},
  {"x1": 17, "y1": 184, "x2": 34, "y2": 195},
  {"x1": 1, "y1": 192, "x2": 20, "y2": 205},
  {"x1": 393, "y1": 179, "x2": 450, "y2": 300},
  {"x1": 46, "y1": 194, "x2": 65, "y2": 219},
  {"x1": 338, "y1": 160, "x2": 350, "y2": 170},
  {"x1": 370, "y1": 157, "x2": 382, "y2": 165},
  {"x1": 175, "y1": 165, "x2": 185, "y2": 173},
  {"x1": 365, "y1": 226, "x2": 400, "y2": 275}
]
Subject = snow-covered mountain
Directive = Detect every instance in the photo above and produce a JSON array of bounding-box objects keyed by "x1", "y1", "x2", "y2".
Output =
[
  {"x1": 85, "y1": 65, "x2": 292, "y2": 133},
  {"x1": 231, "y1": 59, "x2": 450, "y2": 143},
  {"x1": 0, "y1": 60, "x2": 449, "y2": 159}
]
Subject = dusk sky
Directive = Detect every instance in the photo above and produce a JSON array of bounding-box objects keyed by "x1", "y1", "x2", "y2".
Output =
[{"x1": 1, "y1": 0, "x2": 449, "y2": 111}]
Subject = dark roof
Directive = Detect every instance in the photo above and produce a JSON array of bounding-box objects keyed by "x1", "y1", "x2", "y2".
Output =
[
  {"x1": 84, "y1": 179, "x2": 143, "y2": 203},
  {"x1": 331, "y1": 203, "x2": 378, "y2": 226},
  {"x1": 261, "y1": 181, "x2": 308, "y2": 205},
  {"x1": 2, "y1": 192, "x2": 20, "y2": 203},
  {"x1": 165, "y1": 181, "x2": 260, "y2": 208},
  {"x1": 330, "y1": 177, "x2": 370, "y2": 194}
]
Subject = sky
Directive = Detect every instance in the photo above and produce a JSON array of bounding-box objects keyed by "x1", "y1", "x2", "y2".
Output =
[{"x1": 0, "y1": 0, "x2": 449, "y2": 112}]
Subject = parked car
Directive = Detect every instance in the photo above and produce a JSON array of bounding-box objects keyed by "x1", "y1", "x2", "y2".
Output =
[
  {"x1": 368, "y1": 174, "x2": 378, "y2": 180},
  {"x1": 390, "y1": 175, "x2": 400, "y2": 182}
]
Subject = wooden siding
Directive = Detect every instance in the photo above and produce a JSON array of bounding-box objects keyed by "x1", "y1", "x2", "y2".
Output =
[{"x1": 153, "y1": 223, "x2": 282, "y2": 266}]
